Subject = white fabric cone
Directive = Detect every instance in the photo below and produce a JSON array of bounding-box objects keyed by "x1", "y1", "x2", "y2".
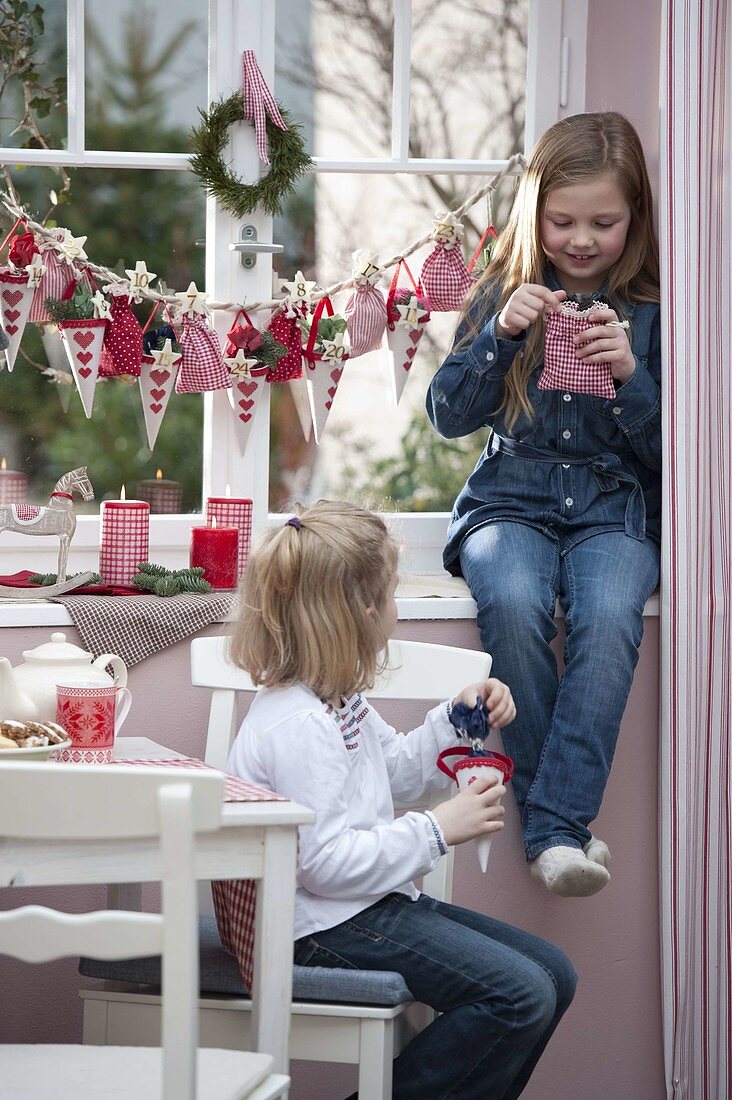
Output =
[
  {"x1": 231, "y1": 372, "x2": 267, "y2": 453},
  {"x1": 289, "y1": 373, "x2": 313, "y2": 441},
  {"x1": 139, "y1": 354, "x2": 178, "y2": 451},
  {"x1": 59, "y1": 320, "x2": 106, "y2": 418},
  {"x1": 306, "y1": 359, "x2": 344, "y2": 444},
  {"x1": 0, "y1": 278, "x2": 34, "y2": 372},
  {"x1": 387, "y1": 323, "x2": 424, "y2": 403},
  {"x1": 455, "y1": 764, "x2": 504, "y2": 873}
]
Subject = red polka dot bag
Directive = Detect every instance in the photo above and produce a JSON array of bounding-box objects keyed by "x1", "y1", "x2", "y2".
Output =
[
  {"x1": 266, "y1": 300, "x2": 306, "y2": 382},
  {"x1": 99, "y1": 292, "x2": 144, "y2": 378}
]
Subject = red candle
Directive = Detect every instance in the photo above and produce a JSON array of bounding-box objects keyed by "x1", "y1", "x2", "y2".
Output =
[
  {"x1": 206, "y1": 494, "x2": 253, "y2": 579},
  {"x1": 190, "y1": 520, "x2": 238, "y2": 589}
]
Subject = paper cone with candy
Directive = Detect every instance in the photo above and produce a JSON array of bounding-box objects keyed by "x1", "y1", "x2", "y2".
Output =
[
  {"x1": 139, "y1": 334, "x2": 181, "y2": 450},
  {"x1": 0, "y1": 271, "x2": 35, "y2": 372},
  {"x1": 437, "y1": 698, "x2": 514, "y2": 873},
  {"x1": 386, "y1": 260, "x2": 430, "y2": 403},
  {"x1": 302, "y1": 296, "x2": 349, "y2": 444},
  {"x1": 223, "y1": 311, "x2": 288, "y2": 452}
]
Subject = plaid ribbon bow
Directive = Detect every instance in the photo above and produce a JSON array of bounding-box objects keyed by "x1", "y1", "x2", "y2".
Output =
[{"x1": 241, "y1": 50, "x2": 287, "y2": 165}]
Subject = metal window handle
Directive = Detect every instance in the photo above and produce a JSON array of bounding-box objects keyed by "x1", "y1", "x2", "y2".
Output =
[{"x1": 229, "y1": 225, "x2": 284, "y2": 268}]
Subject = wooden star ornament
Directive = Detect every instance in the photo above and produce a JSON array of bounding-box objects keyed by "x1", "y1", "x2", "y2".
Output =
[
  {"x1": 150, "y1": 338, "x2": 182, "y2": 371},
  {"x1": 125, "y1": 260, "x2": 157, "y2": 291},
  {"x1": 281, "y1": 270, "x2": 317, "y2": 304},
  {"x1": 225, "y1": 348, "x2": 260, "y2": 378},
  {"x1": 175, "y1": 281, "x2": 208, "y2": 315},
  {"x1": 24, "y1": 253, "x2": 46, "y2": 287}
]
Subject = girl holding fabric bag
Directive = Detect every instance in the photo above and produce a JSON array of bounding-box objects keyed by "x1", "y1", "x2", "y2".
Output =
[{"x1": 427, "y1": 111, "x2": 661, "y2": 898}]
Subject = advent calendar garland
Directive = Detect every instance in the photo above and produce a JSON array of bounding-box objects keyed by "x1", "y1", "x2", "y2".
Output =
[{"x1": 0, "y1": 151, "x2": 524, "y2": 445}]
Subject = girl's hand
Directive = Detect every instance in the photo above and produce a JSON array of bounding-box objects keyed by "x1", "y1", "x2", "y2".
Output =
[
  {"x1": 496, "y1": 285, "x2": 567, "y2": 338},
  {"x1": 574, "y1": 306, "x2": 636, "y2": 384},
  {"x1": 451, "y1": 678, "x2": 516, "y2": 729},
  {"x1": 432, "y1": 772, "x2": 506, "y2": 846}
]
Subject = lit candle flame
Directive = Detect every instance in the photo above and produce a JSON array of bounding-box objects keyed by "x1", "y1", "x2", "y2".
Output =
[
  {"x1": 1, "y1": 457, "x2": 6, "y2": 471},
  {"x1": 225, "y1": 484, "x2": 231, "y2": 497},
  {"x1": 211, "y1": 516, "x2": 217, "y2": 529},
  {"x1": 156, "y1": 469, "x2": 163, "y2": 480},
  {"x1": 120, "y1": 485, "x2": 126, "y2": 501}
]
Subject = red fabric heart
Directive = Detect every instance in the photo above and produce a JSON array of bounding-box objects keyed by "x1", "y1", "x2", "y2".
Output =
[
  {"x1": 330, "y1": 368, "x2": 342, "y2": 383},
  {"x1": 4, "y1": 309, "x2": 19, "y2": 322},
  {"x1": 150, "y1": 369, "x2": 170, "y2": 385},
  {"x1": 409, "y1": 329, "x2": 422, "y2": 345},
  {"x1": 74, "y1": 331, "x2": 95, "y2": 349},
  {"x1": 77, "y1": 351, "x2": 93, "y2": 366},
  {"x1": 238, "y1": 398, "x2": 254, "y2": 412},
  {"x1": 78, "y1": 366, "x2": 92, "y2": 379},
  {"x1": 405, "y1": 347, "x2": 416, "y2": 360},
  {"x1": 5, "y1": 324, "x2": 18, "y2": 336},
  {"x1": 150, "y1": 388, "x2": 165, "y2": 401},
  {"x1": 239, "y1": 411, "x2": 252, "y2": 422},
  {"x1": 150, "y1": 402, "x2": 163, "y2": 414},
  {"x1": 3, "y1": 290, "x2": 22, "y2": 308},
  {"x1": 237, "y1": 380, "x2": 258, "y2": 398},
  {"x1": 325, "y1": 400, "x2": 332, "y2": 410},
  {"x1": 327, "y1": 386, "x2": 337, "y2": 398}
]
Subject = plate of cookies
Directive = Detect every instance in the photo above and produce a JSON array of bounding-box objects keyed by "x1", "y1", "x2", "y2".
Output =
[{"x1": 0, "y1": 720, "x2": 71, "y2": 761}]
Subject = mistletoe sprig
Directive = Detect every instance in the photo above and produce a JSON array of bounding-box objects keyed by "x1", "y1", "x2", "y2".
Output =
[{"x1": 132, "y1": 562, "x2": 213, "y2": 597}]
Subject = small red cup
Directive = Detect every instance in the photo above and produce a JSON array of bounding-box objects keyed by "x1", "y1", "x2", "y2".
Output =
[{"x1": 55, "y1": 680, "x2": 132, "y2": 764}]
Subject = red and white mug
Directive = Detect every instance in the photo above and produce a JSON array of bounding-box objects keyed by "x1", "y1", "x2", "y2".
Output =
[{"x1": 55, "y1": 680, "x2": 132, "y2": 764}]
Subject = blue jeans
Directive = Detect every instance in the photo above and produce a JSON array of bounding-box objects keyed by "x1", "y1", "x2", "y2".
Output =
[
  {"x1": 294, "y1": 892, "x2": 576, "y2": 1099},
  {"x1": 460, "y1": 522, "x2": 660, "y2": 859}
]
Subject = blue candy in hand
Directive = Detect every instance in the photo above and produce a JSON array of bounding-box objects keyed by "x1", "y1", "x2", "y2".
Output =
[{"x1": 448, "y1": 695, "x2": 491, "y2": 749}]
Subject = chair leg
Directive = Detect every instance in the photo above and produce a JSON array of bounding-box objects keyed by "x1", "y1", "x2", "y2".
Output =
[{"x1": 357, "y1": 1018, "x2": 394, "y2": 1100}]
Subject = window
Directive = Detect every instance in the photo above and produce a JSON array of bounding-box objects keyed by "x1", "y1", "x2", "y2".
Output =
[{"x1": 0, "y1": 0, "x2": 587, "y2": 560}]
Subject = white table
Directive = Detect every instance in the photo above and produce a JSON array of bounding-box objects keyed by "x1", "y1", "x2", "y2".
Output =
[{"x1": 0, "y1": 737, "x2": 315, "y2": 1074}]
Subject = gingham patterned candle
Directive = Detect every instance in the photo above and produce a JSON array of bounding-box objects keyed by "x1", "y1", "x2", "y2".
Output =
[
  {"x1": 99, "y1": 496, "x2": 150, "y2": 586},
  {"x1": 135, "y1": 472, "x2": 183, "y2": 514},
  {"x1": 205, "y1": 496, "x2": 253, "y2": 579},
  {"x1": 0, "y1": 459, "x2": 27, "y2": 504}
]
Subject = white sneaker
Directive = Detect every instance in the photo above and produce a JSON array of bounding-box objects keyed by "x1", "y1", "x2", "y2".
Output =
[
  {"x1": 583, "y1": 835, "x2": 611, "y2": 869},
  {"x1": 530, "y1": 845, "x2": 610, "y2": 897}
]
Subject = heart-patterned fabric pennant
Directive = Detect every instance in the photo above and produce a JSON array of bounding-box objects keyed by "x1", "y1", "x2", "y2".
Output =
[
  {"x1": 0, "y1": 271, "x2": 35, "y2": 372},
  {"x1": 386, "y1": 322, "x2": 425, "y2": 403},
  {"x1": 139, "y1": 341, "x2": 181, "y2": 450},
  {"x1": 305, "y1": 360, "x2": 345, "y2": 444},
  {"x1": 230, "y1": 367, "x2": 269, "y2": 453},
  {"x1": 58, "y1": 318, "x2": 108, "y2": 418}
]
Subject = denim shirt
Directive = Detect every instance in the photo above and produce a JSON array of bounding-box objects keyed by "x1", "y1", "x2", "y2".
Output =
[{"x1": 426, "y1": 268, "x2": 662, "y2": 575}]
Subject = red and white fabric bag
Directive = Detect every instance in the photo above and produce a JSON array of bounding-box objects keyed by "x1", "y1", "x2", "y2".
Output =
[
  {"x1": 386, "y1": 259, "x2": 431, "y2": 402},
  {"x1": 303, "y1": 295, "x2": 349, "y2": 443},
  {"x1": 420, "y1": 213, "x2": 474, "y2": 312},
  {"x1": 539, "y1": 299, "x2": 616, "y2": 399},
  {"x1": 175, "y1": 311, "x2": 230, "y2": 394},
  {"x1": 266, "y1": 299, "x2": 306, "y2": 382},
  {"x1": 99, "y1": 285, "x2": 144, "y2": 378},
  {"x1": 28, "y1": 230, "x2": 85, "y2": 323},
  {"x1": 344, "y1": 249, "x2": 387, "y2": 357}
]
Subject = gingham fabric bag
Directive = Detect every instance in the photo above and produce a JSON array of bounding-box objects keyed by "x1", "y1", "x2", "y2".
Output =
[
  {"x1": 420, "y1": 223, "x2": 496, "y2": 312},
  {"x1": 538, "y1": 299, "x2": 616, "y2": 399},
  {"x1": 175, "y1": 312, "x2": 230, "y2": 393}
]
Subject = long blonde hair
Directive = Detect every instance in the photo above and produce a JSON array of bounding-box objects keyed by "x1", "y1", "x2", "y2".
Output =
[
  {"x1": 229, "y1": 500, "x2": 399, "y2": 701},
  {"x1": 459, "y1": 111, "x2": 660, "y2": 430}
]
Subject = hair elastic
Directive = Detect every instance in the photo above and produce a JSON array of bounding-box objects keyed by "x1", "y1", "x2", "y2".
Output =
[{"x1": 286, "y1": 516, "x2": 302, "y2": 530}]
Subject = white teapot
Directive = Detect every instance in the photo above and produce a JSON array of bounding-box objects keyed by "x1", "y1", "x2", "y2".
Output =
[{"x1": 0, "y1": 632, "x2": 127, "y2": 723}]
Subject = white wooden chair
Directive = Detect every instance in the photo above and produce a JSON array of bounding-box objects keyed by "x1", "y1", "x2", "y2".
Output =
[
  {"x1": 0, "y1": 762, "x2": 289, "y2": 1100},
  {"x1": 79, "y1": 637, "x2": 492, "y2": 1100}
]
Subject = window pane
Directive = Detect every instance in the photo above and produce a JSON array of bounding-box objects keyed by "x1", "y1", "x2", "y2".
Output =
[
  {"x1": 268, "y1": 171, "x2": 518, "y2": 513},
  {"x1": 410, "y1": 0, "x2": 529, "y2": 160},
  {"x1": 0, "y1": 2, "x2": 67, "y2": 150},
  {"x1": 85, "y1": 0, "x2": 207, "y2": 153},
  {"x1": 275, "y1": 0, "x2": 393, "y2": 160},
  {"x1": 0, "y1": 165, "x2": 205, "y2": 511}
]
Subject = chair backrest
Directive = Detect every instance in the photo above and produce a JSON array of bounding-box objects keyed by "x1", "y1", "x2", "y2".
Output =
[
  {"x1": 191, "y1": 636, "x2": 492, "y2": 902},
  {"x1": 0, "y1": 763, "x2": 224, "y2": 1100}
]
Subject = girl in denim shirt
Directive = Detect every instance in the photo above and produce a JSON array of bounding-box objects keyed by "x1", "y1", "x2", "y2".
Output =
[{"x1": 427, "y1": 112, "x2": 661, "y2": 898}]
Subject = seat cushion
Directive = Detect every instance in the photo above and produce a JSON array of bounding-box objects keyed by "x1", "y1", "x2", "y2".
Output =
[
  {"x1": 80, "y1": 915, "x2": 415, "y2": 1006},
  {"x1": 0, "y1": 1044, "x2": 276, "y2": 1099}
]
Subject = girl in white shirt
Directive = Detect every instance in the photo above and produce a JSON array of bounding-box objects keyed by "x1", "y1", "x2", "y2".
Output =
[{"x1": 227, "y1": 500, "x2": 576, "y2": 1100}]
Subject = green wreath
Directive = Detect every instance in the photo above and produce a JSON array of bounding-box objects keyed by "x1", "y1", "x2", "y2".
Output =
[{"x1": 190, "y1": 93, "x2": 314, "y2": 218}]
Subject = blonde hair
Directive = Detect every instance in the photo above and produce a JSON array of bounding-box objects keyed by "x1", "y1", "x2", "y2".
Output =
[
  {"x1": 229, "y1": 500, "x2": 400, "y2": 701},
  {"x1": 459, "y1": 111, "x2": 660, "y2": 431}
]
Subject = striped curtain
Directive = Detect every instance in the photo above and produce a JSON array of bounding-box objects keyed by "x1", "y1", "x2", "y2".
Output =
[{"x1": 659, "y1": 2, "x2": 732, "y2": 1098}]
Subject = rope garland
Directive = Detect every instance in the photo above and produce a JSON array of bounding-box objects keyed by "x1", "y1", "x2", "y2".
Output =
[{"x1": 0, "y1": 152, "x2": 524, "y2": 317}]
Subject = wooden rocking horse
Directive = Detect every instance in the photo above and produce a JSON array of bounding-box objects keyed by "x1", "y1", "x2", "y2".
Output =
[{"x1": 0, "y1": 468, "x2": 96, "y2": 598}]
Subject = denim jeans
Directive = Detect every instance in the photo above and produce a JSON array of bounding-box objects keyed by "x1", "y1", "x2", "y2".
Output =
[
  {"x1": 460, "y1": 521, "x2": 660, "y2": 859},
  {"x1": 294, "y1": 892, "x2": 576, "y2": 1100}
]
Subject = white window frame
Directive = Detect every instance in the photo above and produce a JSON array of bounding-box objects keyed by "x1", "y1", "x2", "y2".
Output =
[{"x1": 0, "y1": 0, "x2": 587, "y2": 574}]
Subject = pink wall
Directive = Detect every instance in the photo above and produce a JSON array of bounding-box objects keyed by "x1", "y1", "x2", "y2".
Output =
[{"x1": 0, "y1": 615, "x2": 664, "y2": 1099}]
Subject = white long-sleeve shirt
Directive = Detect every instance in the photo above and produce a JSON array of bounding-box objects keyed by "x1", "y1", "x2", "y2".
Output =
[{"x1": 226, "y1": 683, "x2": 460, "y2": 941}]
